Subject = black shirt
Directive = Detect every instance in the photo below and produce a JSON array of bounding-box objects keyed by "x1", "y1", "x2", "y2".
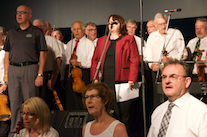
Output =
[{"x1": 4, "y1": 24, "x2": 47, "y2": 63}]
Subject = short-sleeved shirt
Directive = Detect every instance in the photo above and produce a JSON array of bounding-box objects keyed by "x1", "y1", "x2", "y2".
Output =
[{"x1": 4, "y1": 24, "x2": 47, "y2": 63}]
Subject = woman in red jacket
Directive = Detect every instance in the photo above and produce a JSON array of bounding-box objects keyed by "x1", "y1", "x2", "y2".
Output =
[{"x1": 90, "y1": 14, "x2": 139, "y2": 131}]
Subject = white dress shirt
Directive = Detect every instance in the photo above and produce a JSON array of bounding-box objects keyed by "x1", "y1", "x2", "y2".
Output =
[
  {"x1": 0, "y1": 46, "x2": 5, "y2": 85},
  {"x1": 148, "y1": 92, "x2": 207, "y2": 137},
  {"x1": 144, "y1": 28, "x2": 186, "y2": 68},
  {"x1": 134, "y1": 35, "x2": 146, "y2": 55},
  {"x1": 187, "y1": 35, "x2": 207, "y2": 74},
  {"x1": 60, "y1": 36, "x2": 95, "y2": 80},
  {"x1": 44, "y1": 34, "x2": 62, "y2": 72},
  {"x1": 93, "y1": 38, "x2": 98, "y2": 47}
]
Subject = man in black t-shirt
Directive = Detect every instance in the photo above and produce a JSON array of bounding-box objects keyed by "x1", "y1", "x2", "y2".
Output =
[{"x1": 3, "y1": 5, "x2": 47, "y2": 137}]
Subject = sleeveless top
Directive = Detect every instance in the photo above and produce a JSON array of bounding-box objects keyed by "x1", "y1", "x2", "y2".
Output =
[{"x1": 84, "y1": 120, "x2": 122, "y2": 137}]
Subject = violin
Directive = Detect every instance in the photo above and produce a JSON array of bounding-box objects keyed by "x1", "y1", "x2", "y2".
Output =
[
  {"x1": 197, "y1": 50, "x2": 205, "y2": 82},
  {"x1": 0, "y1": 92, "x2": 11, "y2": 121},
  {"x1": 51, "y1": 88, "x2": 64, "y2": 111},
  {"x1": 70, "y1": 53, "x2": 86, "y2": 93},
  {"x1": 48, "y1": 74, "x2": 64, "y2": 111}
]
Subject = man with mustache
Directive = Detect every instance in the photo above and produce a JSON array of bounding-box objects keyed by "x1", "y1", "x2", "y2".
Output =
[
  {"x1": 148, "y1": 59, "x2": 207, "y2": 137},
  {"x1": 144, "y1": 13, "x2": 187, "y2": 72},
  {"x1": 144, "y1": 13, "x2": 187, "y2": 108},
  {"x1": 187, "y1": 18, "x2": 207, "y2": 81}
]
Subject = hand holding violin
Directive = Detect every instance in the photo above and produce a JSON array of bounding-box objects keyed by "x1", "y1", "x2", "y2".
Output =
[
  {"x1": 0, "y1": 84, "x2": 7, "y2": 93},
  {"x1": 70, "y1": 59, "x2": 81, "y2": 66}
]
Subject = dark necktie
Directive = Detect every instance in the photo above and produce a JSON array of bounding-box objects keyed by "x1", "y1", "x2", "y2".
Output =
[
  {"x1": 192, "y1": 39, "x2": 201, "y2": 61},
  {"x1": 158, "y1": 102, "x2": 175, "y2": 137},
  {"x1": 71, "y1": 39, "x2": 79, "y2": 60}
]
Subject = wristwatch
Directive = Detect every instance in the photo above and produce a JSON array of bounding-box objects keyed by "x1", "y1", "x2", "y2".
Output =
[{"x1": 37, "y1": 73, "x2": 43, "y2": 77}]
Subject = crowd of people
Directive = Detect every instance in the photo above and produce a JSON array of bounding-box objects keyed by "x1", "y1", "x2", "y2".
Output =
[{"x1": 0, "y1": 4, "x2": 207, "y2": 137}]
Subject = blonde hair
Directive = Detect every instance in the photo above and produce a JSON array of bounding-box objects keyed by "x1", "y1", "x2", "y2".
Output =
[{"x1": 21, "y1": 97, "x2": 51, "y2": 134}]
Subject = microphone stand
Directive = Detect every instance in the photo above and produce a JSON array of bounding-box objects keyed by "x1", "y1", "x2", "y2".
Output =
[
  {"x1": 93, "y1": 25, "x2": 113, "y2": 82},
  {"x1": 139, "y1": 0, "x2": 147, "y2": 136},
  {"x1": 155, "y1": 12, "x2": 172, "y2": 84}
]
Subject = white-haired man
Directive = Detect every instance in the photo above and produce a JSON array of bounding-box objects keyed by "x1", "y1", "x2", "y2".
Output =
[
  {"x1": 126, "y1": 19, "x2": 146, "y2": 56},
  {"x1": 144, "y1": 13, "x2": 187, "y2": 108},
  {"x1": 62, "y1": 21, "x2": 95, "y2": 110},
  {"x1": 144, "y1": 13, "x2": 187, "y2": 72}
]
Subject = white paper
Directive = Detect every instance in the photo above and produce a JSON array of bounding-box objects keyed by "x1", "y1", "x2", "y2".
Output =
[{"x1": 115, "y1": 82, "x2": 141, "y2": 102}]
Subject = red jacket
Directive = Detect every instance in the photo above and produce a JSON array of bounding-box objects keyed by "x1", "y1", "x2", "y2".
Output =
[{"x1": 91, "y1": 35, "x2": 139, "y2": 82}]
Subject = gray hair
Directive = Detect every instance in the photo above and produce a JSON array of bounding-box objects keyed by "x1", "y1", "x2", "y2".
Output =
[
  {"x1": 154, "y1": 13, "x2": 167, "y2": 23},
  {"x1": 196, "y1": 17, "x2": 207, "y2": 28},
  {"x1": 126, "y1": 19, "x2": 137, "y2": 25},
  {"x1": 85, "y1": 22, "x2": 97, "y2": 28},
  {"x1": 33, "y1": 19, "x2": 46, "y2": 26},
  {"x1": 71, "y1": 21, "x2": 85, "y2": 32},
  {"x1": 163, "y1": 59, "x2": 192, "y2": 77},
  {"x1": 0, "y1": 26, "x2": 7, "y2": 36}
]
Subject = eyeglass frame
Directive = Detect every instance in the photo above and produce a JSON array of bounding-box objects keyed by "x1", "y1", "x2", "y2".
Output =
[
  {"x1": 161, "y1": 74, "x2": 188, "y2": 81},
  {"x1": 84, "y1": 94, "x2": 101, "y2": 100},
  {"x1": 86, "y1": 29, "x2": 97, "y2": 32},
  {"x1": 20, "y1": 111, "x2": 35, "y2": 118},
  {"x1": 16, "y1": 11, "x2": 30, "y2": 14}
]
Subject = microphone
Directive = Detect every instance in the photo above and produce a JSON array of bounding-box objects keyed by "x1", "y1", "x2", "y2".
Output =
[
  {"x1": 164, "y1": 8, "x2": 181, "y2": 13},
  {"x1": 108, "y1": 20, "x2": 119, "y2": 25}
]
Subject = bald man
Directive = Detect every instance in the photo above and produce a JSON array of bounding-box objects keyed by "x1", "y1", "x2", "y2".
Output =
[
  {"x1": 3, "y1": 5, "x2": 47, "y2": 137},
  {"x1": 45, "y1": 21, "x2": 53, "y2": 36},
  {"x1": 146, "y1": 20, "x2": 157, "y2": 35},
  {"x1": 33, "y1": 19, "x2": 63, "y2": 110}
]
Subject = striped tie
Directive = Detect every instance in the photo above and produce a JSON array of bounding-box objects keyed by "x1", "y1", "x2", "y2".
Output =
[
  {"x1": 192, "y1": 39, "x2": 201, "y2": 61},
  {"x1": 158, "y1": 103, "x2": 175, "y2": 137}
]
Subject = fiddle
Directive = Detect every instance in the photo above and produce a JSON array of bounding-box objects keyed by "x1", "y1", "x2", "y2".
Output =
[
  {"x1": 48, "y1": 74, "x2": 64, "y2": 111},
  {"x1": 0, "y1": 92, "x2": 11, "y2": 121},
  {"x1": 70, "y1": 54, "x2": 86, "y2": 93},
  {"x1": 197, "y1": 50, "x2": 205, "y2": 82}
]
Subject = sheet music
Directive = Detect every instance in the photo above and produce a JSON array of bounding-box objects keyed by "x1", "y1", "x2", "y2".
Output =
[{"x1": 115, "y1": 82, "x2": 141, "y2": 102}]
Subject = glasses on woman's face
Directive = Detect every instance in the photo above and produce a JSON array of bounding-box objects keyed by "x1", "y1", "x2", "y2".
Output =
[
  {"x1": 84, "y1": 94, "x2": 100, "y2": 100},
  {"x1": 20, "y1": 111, "x2": 35, "y2": 118}
]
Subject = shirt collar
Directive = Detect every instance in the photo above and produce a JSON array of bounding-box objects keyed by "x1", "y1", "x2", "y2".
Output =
[
  {"x1": 171, "y1": 92, "x2": 190, "y2": 108},
  {"x1": 75, "y1": 35, "x2": 86, "y2": 42},
  {"x1": 15, "y1": 23, "x2": 33, "y2": 31},
  {"x1": 155, "y1": 28, "x2": 174, "y2": 37},
  {"x1": 199, "y1": 35, "x2": 207, "y2": 41}
]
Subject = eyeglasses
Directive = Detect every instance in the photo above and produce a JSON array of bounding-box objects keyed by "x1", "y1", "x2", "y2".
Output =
[
  {"x1": 84, "y1": 94, "x2": 100, "y2": 100},
  {"x1": 161, "y1": 74, "x2": 188, "y2": 81},
  {"x1": 87, "y1": 29, "x2": 97, "y2": 32},
  {"x1": 16, "y1": 11, "x2": 29, "y2": 14},
  {"x1": 195, "y1": 26, "x2": 207, "y2": 30},
  {"x1": 157, "y1": 23, "x2": 167, "y2": 27},
  {"x1": 20, "y1": 112, "x2": 35, "y2": 118},
  {"x1": 147, "y1": 25, "x2": 155, "y2": 29}
]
